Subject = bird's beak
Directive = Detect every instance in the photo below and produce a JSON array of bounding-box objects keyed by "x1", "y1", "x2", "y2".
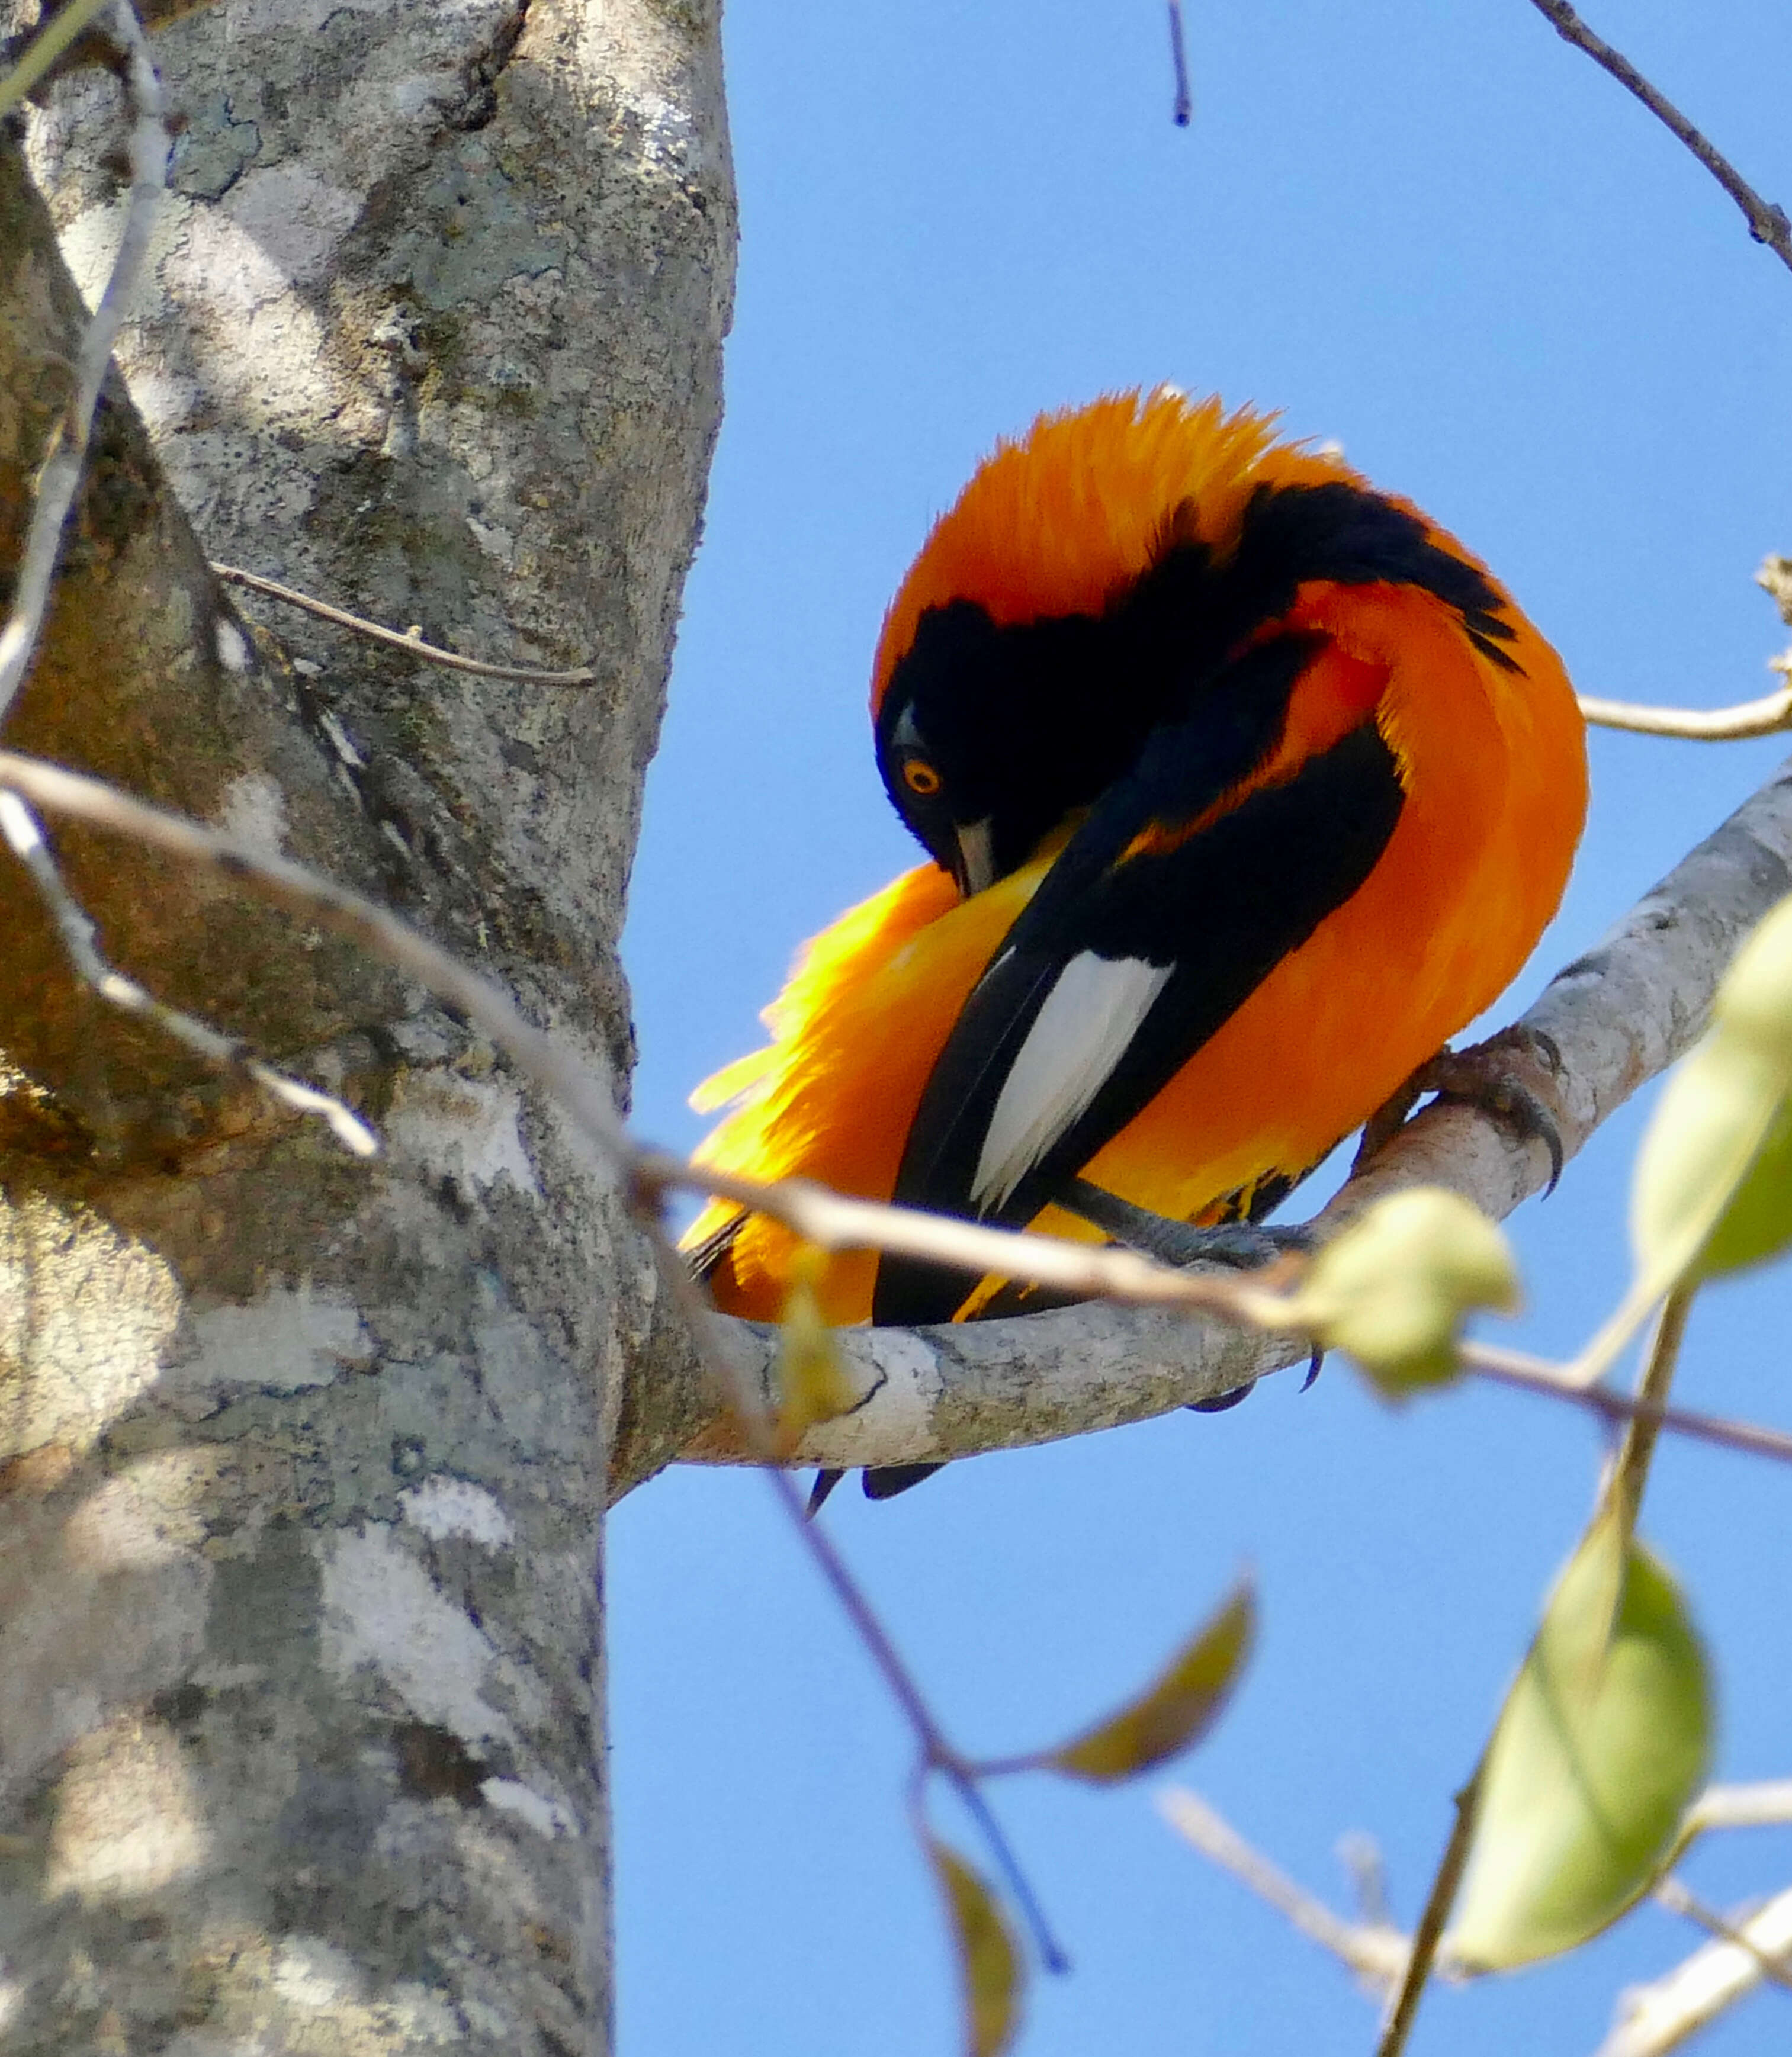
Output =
[{"x1": 954, "y1": 818, "x2": 995, "y2": 898}]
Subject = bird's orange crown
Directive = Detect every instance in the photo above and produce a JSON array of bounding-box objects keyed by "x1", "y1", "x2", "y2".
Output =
[{"x1": 869, "y1": 387, "x2": 1363, "y2": 716}]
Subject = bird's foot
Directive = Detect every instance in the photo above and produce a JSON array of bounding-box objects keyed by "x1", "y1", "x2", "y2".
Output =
[
  {"x1": 1351, "y1": 1027, "x2": 1568, "y2": 1194},
  {"x1": 1061, "y1": 1177, "x2": 1314, "y2": 1271},
  {"x1": 1061, "y1": 1179, "x2": 1319, "y2": 1420}
]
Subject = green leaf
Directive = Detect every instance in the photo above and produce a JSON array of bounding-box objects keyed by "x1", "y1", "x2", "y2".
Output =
[
  {"x1": 1284, "y1": 1189, "x2": 1518, "y2": 1397},
  {"x1": 1450, "y1": 1518, "x2": 1713, "y2": 1971},
  {"x1": 1046, "y1": 1576, "x2": 1254, "y2": 1783},
  {"x1": 1631, "y1": 892, "x2": 1792, "y2": 1290},
  {"x1": 1630, "y1": 1033, "x2": 1787, "y2": 1290},
  {"x1": 928, "y1": 1840, "x2": 1023, "y2": 2057},
  {"x1": 1697, "y1": 1092, "x2": 1792, "y2": 1277},
  {"x1": 1710, "y1": 891, "x2": 1792, "y2": 1069}
]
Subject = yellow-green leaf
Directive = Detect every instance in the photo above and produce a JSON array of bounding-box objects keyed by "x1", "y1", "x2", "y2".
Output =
[
  {"x1": 1630, "y1": 1033, "x2": 1787, "y2": 1290},
  {"x1": 770, "y1": 1261, "x2": 859, "y2": 1460},
  {"x1": 1046, "y1": 1576, "x2": 1254, "y2": 1783},
  {"x1": 929, "y1": 1840, "x2": 1023, "y2": 2057},
  {"x1": 1696, "y1": 1092, "x2": 1792, "y2": 1277},
  {"x1": 1284, "y1": 1189, "x2": 1518, "y2": 1397},
  {"x1": 1710, "y1": 892, "x2": 1792, "y2": 1069},
  {"x1": 1631, "y1": 893, "x2": 1792, "y2": 1290},
  {"x1": 1450, "y1": 1521, "x2": 1713, "y2": 1971}
]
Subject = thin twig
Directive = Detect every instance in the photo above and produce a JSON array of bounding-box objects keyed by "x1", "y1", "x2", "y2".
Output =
[
  {"x1": 0, "y1": 0, "x2": 169, "y2": 728},
  {"x1": 211, "y1": 564, "x2": 599, "y2": 685},
  {"x1": 1687, "y1": 1782, "x2": 1792, "y2": 1836},
  {"x1": 635, "y1": 1179, "x2": 1070, "y2": 1969},
  {"x1": 769, "y1": 1407, "x2": 1066, "y2": 1967},
  {"x1": 1526, "y1": 0, "x2": 1792, "y2": 274},
  {"x1": 0, "y1": 0, "x2": 113, "y2": 116},
  {"x1": 1595, "y1": 1885, "x2": 1792, "y2": 2057},
  {"x1": 0, "y1": 791, "x2": 376, "y2": 1156},
  {"x1": 0, "y1": 747, "x2": 635, "y2": 1159},
  {"x1": 1158, "y1": 1788, "x2": 1408, "y2": 1990},
  {"x1": 1166, "y1": 0, "x2": 1192, "y2": 126},
  {"x1": 950, "y1": 1774, "x2": 1070, "y2": 1973},
  {"x1": 1604, "y1": 1284, "x2": 1695, "y2": 1545},
  {"x1": 1578, "y1": 684, "x2": 1792, "y2": 741},
  {"x1": 1464, "y1": 1341, "x2": 1792, "y2": 1471},
  {"x1": 1339, "y1": 1830, "x2": 1396, "y2": 1933},
  {"x1": 0, "y1": 747, "x2": 1289, "y2": 1319},
  {"x1": 638, "y1": 1152, "x2": 1295, "y2": 1323},
  {"x1": 1374, "y1": 1763, "x2": 1485, "y2": 2057},
  {"x1": 1654, "y1": 1877, "x2": 1792, "y2": 1997}
]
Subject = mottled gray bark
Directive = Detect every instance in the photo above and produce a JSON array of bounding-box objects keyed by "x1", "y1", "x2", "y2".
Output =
[{"x1": 1, "y1": 0, "x2": 733, "y2": 2047}]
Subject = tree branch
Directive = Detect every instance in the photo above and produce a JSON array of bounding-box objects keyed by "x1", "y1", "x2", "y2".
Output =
[
  {"x1": 1593, "y1": 1884, "x2": 1792, "y2": 2057},
  {"x1": 8, "y1": 731, "x2": 1792, "y2": 1497},
  {"x1": 210, "y1": 563, "x2": 599, "y2": 686},
  {"x1": 1688, "y1": 1783, "x2": 1792, "y2": 1836},
  {"x1": 0, "y1": 790, "x2": 375, "y2": 1154},
  {"x1": 1158, "y1": 1788, "x2": 1408, "y2": 1992},
  {"x1": 669, "y1": 753, "x2": 1792, "y2": 1481},
  {"x1": 1526, "y1": 0, "x2": 1792, "y2": 274},
  {"x1": 1578, "y1": 680, "x2": 1792, "y2": 741}
]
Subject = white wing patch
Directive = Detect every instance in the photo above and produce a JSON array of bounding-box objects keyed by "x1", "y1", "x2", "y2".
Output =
[{"x1": 970, "y1": 952, "x2": 1172, "y2": 1213}]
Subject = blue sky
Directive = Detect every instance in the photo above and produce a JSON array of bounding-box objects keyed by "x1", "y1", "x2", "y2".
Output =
[{"x1": 615, "y1": 4, "x2": 1792, "y2": 2050}]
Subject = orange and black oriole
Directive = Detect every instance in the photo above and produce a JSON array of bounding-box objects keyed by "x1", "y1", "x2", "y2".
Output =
[{"x1": 682, "y1": 389, "x2": 1587, "y2": 1494}]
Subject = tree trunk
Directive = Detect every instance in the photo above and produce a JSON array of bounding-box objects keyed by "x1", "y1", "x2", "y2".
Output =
[{"x1": 1, "y1": 0, "x2": 734, "y2": 2046}]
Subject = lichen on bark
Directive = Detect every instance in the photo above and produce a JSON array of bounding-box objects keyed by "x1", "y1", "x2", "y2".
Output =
[{"x1": 0, "y1": 0, "x2": 734, "y2": 2045}]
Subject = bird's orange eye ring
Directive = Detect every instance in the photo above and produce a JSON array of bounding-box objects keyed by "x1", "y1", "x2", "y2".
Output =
[{"x1": 903, "y1": 759, "x2": 942, "y2": 798}]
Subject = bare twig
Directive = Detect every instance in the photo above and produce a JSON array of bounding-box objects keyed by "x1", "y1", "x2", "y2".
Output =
[
  {"x1": 211, "y1": 563, "x2": 599, "y2": 686},
  {"x1": 638, "y1": 1150, "x2": 1293, "y2": 1324},
  {"x1": 1464, "y1": 1341, "x2": 1792, "y2": 1473},
  {"x1": 0, "y1": 0, "x2": 169, "y2": 727},
  {"x1": 0, "y1": 0, "x2": 114, "y2": 115},
  {"x1": 1653, "y1": 1877, "x2": 1792, "y2": 1997},
  {"x1": 1760, "y1": 557, "x2": 1792, "y2": 629},
  {"x1": 1166, "y1": 0, "x2": 1192, "y2": 126},
  {"x1": 1162, "y1": 1776, "x2": 1792, "y2": 2052},
  {"x1": 0, "y1": 744, "x2": 1278, "y2": 1325},
  {"x1": 0, "y1": 749, "x2": 635, "y2": 1165},
  {"x1": 1578, "y1": 684, "x2": 1792, "y2": 741},
  {"x1": 1604, "y1": 1284, "x2": 1695, "y2": 1543},
  {"x1": 1158, "y1": 1789, "x2": 1408, "y2": 1991},
  {"x1": 0, "y1": 791, "x2": 376, "y2": 1156},
  {"x1": 1339, "y1": 1830, "x2": 1396, "y2": 1934},
  {"x1": 1526, "y1": 0, "x2": 1792, "y2": 274},
  {"x1": 1687, "y1": 1783, "x2": 1792, "y2": 1836},
  {"x1": 1595, "y1": 1884, "x2": 1792, "y2": 2057},
  {"x1": 1374, "y1": 1763, "x2": 1485, "y2": 2057}
]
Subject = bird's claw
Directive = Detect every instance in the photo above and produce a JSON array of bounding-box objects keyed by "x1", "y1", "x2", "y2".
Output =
[{"x1": 1352, "y1": 1027, "x2": 1568, "y2": 1194}]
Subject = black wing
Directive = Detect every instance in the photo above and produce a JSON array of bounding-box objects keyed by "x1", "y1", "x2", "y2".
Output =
[{"x1": 872, "y1": 650, "x2": 1405, "y2": 1324}]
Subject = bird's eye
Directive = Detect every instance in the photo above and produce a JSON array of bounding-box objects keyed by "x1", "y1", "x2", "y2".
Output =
[{"x1": 903, "y1": 758, "x2": 943, "y2": 798}]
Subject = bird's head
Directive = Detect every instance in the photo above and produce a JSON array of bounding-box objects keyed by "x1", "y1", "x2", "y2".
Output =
[{"x1": 869, "y1": 387, "x2": 1306, "y2": 894}]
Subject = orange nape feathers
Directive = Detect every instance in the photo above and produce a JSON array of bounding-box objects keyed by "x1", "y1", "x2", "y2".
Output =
[
  {"x1": 684, "y1": 387, "x2": 1588, "y2": 1328},
  {"x1": 870, "y1": 388, "x2": 1353, "y2": 719}
]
